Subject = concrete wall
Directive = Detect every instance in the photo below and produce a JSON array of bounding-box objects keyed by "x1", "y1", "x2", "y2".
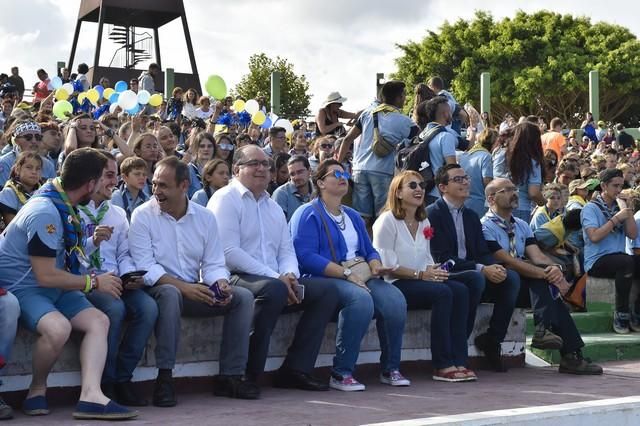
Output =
[{"x1": 1, "y1": 304, "x2": 526, "y2": 392}]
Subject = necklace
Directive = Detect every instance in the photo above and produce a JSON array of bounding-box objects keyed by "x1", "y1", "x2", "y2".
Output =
[{"x1": 322, "y1": 199, "x2": 346, "y2": 231}]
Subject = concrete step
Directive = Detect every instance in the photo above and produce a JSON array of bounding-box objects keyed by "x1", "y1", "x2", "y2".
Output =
[
  {"x1": 526, "y1": 332, "x2": 640, "y2": 364},
  {"x1": 526, "y1": 310, "x2": 613, "y2": 335}
]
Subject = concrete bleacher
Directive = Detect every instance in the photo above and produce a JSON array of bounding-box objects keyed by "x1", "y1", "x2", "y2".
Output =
[{"x1": 1, "y1": 304, "x2": 526, "y2": 392}]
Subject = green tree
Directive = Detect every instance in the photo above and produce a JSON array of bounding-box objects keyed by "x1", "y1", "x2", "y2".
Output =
[
  {"x1": 394, "y1": 11, "x2": 640, "y2": 127},
  {"x1": 234, "y1": 53, "x2": 311, "y2": 119}
]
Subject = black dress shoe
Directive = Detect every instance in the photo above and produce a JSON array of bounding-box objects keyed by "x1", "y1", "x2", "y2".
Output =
[
  {"x1": 115, "y1": 381, "x2": 148, "y2": 407},
  {"x1": 273, "y1": 369, "x2": 329, "y2": 391},
  {"x1": 152, "y1": 377, "x2": 177, "y2": 407},
  {"x1": 213, "y1": 375, "x2": 260, "y2": 399},
  {"x1": 475, "y1": 333, "x2": 508, "y2": 372}
]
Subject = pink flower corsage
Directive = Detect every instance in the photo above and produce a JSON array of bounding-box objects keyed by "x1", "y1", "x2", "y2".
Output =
[{"x1": 423, "y1": 226, "x2": 434, "y2": 240}]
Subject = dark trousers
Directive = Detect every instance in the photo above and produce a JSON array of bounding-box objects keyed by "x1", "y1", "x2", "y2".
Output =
[
  {"x1": 231, "y1": 274, "x2": 339, "y2": 377},
  {"x1": 517, "y1": 275, "x2": 584, "y2": 354},
  {"x1": 447, "y1": 271, "x2": 485, "y2": 338},
  {"x1": 393, "y1": 279, "x2": 468, "y2": 368},
  {"x1": 481, "y1": 269, "x2": 520, "y2": 343},
  {"x1": 589, "y1": 253, "x2": 636, "y2": 313}
]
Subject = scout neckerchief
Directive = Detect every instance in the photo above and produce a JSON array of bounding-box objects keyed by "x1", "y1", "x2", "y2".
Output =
[
  {"x1": 467, "y1": 143, "x2": 489, "y2": 155},
  {"x1": 568, "y1": 195, "x2": 587, "y2": 208},
  {"x1": 591, "y1": 195, "x2": 623, "y2": 233},
  {"x1": 486, "y1": 209, "x2": 518, "y2": 258},
  {"x1": 540, "y1": 215, "x2": 566, "y2": 248},
  {"x1": 33, "y1": 177, "x2": 86, "y2": 274},
  {"x1": 78, "y1": 201, "x2": 110, "y2": 270},
  {"x1": 4, "y1": 179, "x2": 38, "y2": 207}
]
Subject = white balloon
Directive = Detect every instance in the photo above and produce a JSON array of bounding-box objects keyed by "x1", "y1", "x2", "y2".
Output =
[
  {"x1": 109, "y1": 103, "x2": 119, "y2": 114},
  {"x1": 277, "y1": 119, "x2": 294, "y2": 135},
  {"x1": 118, "y1": 90, "x2": 138, "y2": 110},
  {"x1": 62, "y1": 82, "x2": 75, "y2": 95},
  {"x1": 245, "y1": 99, "x2": 259, "y2": 115},
  {"x1": 137, "y1": 90, "x2": 151, "y2": 105}
]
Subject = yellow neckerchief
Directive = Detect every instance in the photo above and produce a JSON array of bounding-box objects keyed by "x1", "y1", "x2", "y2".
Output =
[
  {"x1": 568, "y1": 195, "x2": 587, "y2": 207},
  {"x1": 532, "y1": 205, "x2": 552, "y2": 222},
  {"x1": 467, "y1": 143, "x2": 490, "y2": 155},
  {"x1": 541, "y1": 215, "x2": 566, "y2": 248},
  {"x1": 4, "y1": 179, "x2": 37, "y2": 206},
  {"x1": 372, "y1": 103, "x2": 400, "y2": 115}
]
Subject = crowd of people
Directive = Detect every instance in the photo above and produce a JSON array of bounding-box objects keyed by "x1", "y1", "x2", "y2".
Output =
[{"x1": 0, "y1": 63, "x2": 639, "y2": 421}]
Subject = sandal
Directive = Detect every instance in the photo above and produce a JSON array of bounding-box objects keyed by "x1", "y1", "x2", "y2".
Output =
[
  {"x1": 432, "y1": 370, "x2": 469, "y2": 382},
  {"x1": 459, "y1": 368, "x2": 478, "y2": 382}
]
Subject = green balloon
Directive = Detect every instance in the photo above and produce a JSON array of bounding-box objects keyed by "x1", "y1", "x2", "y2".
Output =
[
  {"x1": 205, "y1": 75, "x2": 227, "y2": 100},
  {"x1": 53, "y1": 100, "x2": 73, "y2": 120}
]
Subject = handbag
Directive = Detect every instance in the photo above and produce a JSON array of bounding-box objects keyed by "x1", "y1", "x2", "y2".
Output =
[{"x1": 313, "y1": 204, "x2": 373, "y2": 282}]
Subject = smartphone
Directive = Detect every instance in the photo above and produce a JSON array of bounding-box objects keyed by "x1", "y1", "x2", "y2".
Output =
[
  {"x1": 440, "y1": 259, "x2": 456, "y2": 272},
  {"x1": 209, "y1": 281, "x2": 230, "y2": 303},
  {"x1": 294, "y1": 284, "x2": 305, "y2": 301}
]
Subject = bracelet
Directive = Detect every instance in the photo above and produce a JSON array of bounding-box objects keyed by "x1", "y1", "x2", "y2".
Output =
[
  {"x1": 90, "y1": 271, "x2": 99, "y2": 292},
  {"x1": 418, "y1": 271, "x2": 424, "y2": 280},
  {"x1": 83, "y1": 274, "x2": 92, "y2": 293}
]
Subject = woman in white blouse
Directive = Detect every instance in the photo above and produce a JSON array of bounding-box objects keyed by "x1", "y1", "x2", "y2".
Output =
[{"x1": 372, "y1": 171, "x2": 477, "y2": 382}]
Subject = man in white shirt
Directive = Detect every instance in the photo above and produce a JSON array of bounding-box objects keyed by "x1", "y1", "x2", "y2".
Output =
[
  {"x1": 208, "y1": 145, "x2": 338, "y2": 391},
  {"x1": 79, "y1": 152, "x2": 158, "y2": 407},
  {"x1": 129, "y1": 157, "x2": 256, "y2": 407}
]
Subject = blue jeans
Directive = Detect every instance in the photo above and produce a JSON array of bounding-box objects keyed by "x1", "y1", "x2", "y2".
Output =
[
  {"x1": 446, "y1": 271, "x2": 485, "y2": 338},
  {"x1": 332, "y1": 278, "x2": 407, "y2": 376},
  {"x1": 87, "y1": 289, "x2": 158, "y2": 383},
  {"x1": 393, "y1": 279, "x2": 468, "y2": 369},
  {"x1": 0, "y1": 291, "x2": 20, "y2": 370},
  {"x1": 352, "y1": 171, "x2": 393, "y2": 218}
]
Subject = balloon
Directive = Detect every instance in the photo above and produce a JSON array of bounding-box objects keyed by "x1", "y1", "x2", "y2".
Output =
[
  {"x1": 114, "y1": 80, "x2": 128, "y2": 93},
  {"x1": 109, "y1": 103, "x2": 119, "y2": 114},
  {"x1": 126, "y1": 104, "x2": 140, "y2": 115},
  {"x1": 51, "y1": 76, "x2": 63, "y2": 90},
  {"x1": 52, "y1": 100, "x2": 73, "y2": 119},
  {"x1": 77, "y1": 92, "x2": 87, "y2": 104},
  {"x1": 204, "y1": 75, "x2": 227, "y2": 100},
  {"x1": 86, "y1": 88, "x2": 100, "y2": 105},
  {"x1": 277, "y1": 119, "x2": 294, "y2": 135},
  {"x1": 260, "y1": 117, "x2": 272, "y2": 129},
  {"x1": 109, "y1": 93, "x2": 119, "y2": 104},
  {"x1": 118, "y1": 90, "x2": 138, "y2": 110},
  {"x1": 252, "y1": 110, "x2": 266, "y2": 125},
  {"x1": 137, "y1": 90, "x2": 151, "y2": 105},
  {"x1": 54, "y1": 88, "x2": 69, "y2": 101},
  {"x1": 62, "y1": 83, "x2": 75, "y2": 96},
  {"x1": 245, "y1": 99, "x2": 259, "y2": 115},
  {"x1": 94, "y1": 85, "x2": 104, "y2": 98},
  {"x1": 232, "y1": 99, "x2": 245, "y2": 112},
  {"x1": 103, "y1": 88, "x2": 115, "y2": 100},
  {"x1": 148, "y1": 93, "x2": 163, "y2": 107}
]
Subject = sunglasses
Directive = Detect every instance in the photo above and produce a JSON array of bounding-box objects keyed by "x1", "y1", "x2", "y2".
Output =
[
  {"x1": 218, "y1": 143, "x2": 234, "y2": 151},
  {"x1": 407, "y1": 181, "x2": 426, "y2": 190},
  {"x1": 320, "y1": 143, "x2": 334, "y2": 150},
  {"x1": 323, "y1": 170, "x2": 351, "y2": 180},
  {"x1": 17, "y1": 133, "x2": 43, "y2": 142}
]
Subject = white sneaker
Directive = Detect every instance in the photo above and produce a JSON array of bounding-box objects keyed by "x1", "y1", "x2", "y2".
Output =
[
  {"x1": 329, "y1": 375, "x2": 366, "y2": 391},
  {"x1": 380, "y1": 370, "x2": 411, "y2": 386}
]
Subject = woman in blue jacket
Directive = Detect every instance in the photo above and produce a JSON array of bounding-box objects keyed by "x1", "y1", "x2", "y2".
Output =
[{"x1": 289, "y1": 159, "x2": 408, "y2": 392}]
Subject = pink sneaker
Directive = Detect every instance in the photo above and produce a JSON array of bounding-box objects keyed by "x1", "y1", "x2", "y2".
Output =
[
  {"x1": 329, "y1": 374, "x2": 365, "y2": 391},
  {"x1": 380, "y1": 370, "x2": 411, "y2": 386}
]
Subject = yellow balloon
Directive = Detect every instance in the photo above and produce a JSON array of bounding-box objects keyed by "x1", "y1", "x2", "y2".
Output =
[
  {"x1": 233, "y1": 99, "x2": 245, "y2": 112},
  {"x1": 87, "y1": 89, "x2": 100, "y2": 105},
  {"x1": 252, "y1": 111, "x2": 266, "y2": 125},
  {"x1": 77, "y1": 92, "x2": 87, "y2": 104},
  {"x1": 149, "y1": 93, "x2": 163, "y2": 107},
  {"x1": 55, "y1": 88, "x2": 69, "y2": 101},
  {"x1": 103, "y1": 88, "x2": 115, "y2": 100}
]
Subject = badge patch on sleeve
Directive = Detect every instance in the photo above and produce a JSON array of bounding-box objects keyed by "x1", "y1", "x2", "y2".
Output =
[{"x1": 46, "y1": 224, "x2": 56, "y2": 234}]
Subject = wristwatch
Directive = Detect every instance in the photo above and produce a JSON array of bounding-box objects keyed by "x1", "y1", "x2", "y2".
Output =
[{"x1": 343, "y1": 268, "x2": 352, "y2": 278}]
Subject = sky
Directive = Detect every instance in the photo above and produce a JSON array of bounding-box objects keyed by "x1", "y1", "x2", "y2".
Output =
[{"x1": 1, "y1": 0, "x2": 639, "y2": 115}]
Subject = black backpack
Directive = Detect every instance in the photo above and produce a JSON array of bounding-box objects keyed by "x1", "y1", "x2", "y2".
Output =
[{"x1": 395, "y1": 124, "x2": 446, "y2": 193}]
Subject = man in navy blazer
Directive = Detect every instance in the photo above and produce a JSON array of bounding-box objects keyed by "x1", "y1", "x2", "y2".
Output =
[{"x1": 427, "y1": 164, "x2": 520, "y2": 372}]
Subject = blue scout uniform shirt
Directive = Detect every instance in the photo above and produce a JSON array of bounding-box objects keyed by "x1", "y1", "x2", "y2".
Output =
[
  {"x1": 581, "y1": 201, "x2": 627, "y2": 272},
  {"x1": 427, "y1": 123, "x2": 458, "y2": 198},
  {"x1": 111, "y1": 185, "x2": 149, "y2": 222},
  {"x1": 459, "y1": 149, "x2": 492, "y2": 217},
  {"x1": 481, "y1": 211, "x2": 533, "y2": 259}
]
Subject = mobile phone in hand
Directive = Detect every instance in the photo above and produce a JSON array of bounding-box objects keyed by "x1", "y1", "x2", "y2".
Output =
[{"x1": 294, "y1": 284, "x2": 305, "y2": 301}]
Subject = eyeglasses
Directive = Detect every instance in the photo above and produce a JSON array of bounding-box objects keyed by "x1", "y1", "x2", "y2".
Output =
[
  {"x1": 449, "y1": 175, "x2": 470, "y2": 184},
  {"x1": 494, "y1": 186, "x2": 517, "y2": 195},
  {"x1": 238, "y1": 159, "x2": 270, "y2": 168},
  {"x1": 320, "y1": 144, "x2": 334, "y2": 150},
  {"x1": 218, "y1": 143, "x2": 234, "y2": 151},
  {"x1": 16, "y1": 133, "x2": 42, "y2": 142},
  {"x1": 407, "y1": 181, "x2": 426, "y2": 190},
  {"x1": 322, "y1": 170, "x2": 351, "y2": 180}
]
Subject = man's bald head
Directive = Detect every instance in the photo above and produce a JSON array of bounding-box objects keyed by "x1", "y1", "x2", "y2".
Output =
[{"x1": 485, "y1": 178, "x2": 513, "y2": 198}]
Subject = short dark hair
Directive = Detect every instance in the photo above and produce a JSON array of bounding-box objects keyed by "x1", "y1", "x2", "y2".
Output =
[
  {"x1": 435, "y1": 163, "x2": 462, "y2": 189},
  {"x1": 616, "y1": 123, "x2": 625, "y2": 132},
  {"x1": 273, "y1": 152, "x2": 291, "y2": 171},
  {"x1": 425, "y1": 96, "x2": 449, "y2": 123},
  {"x1": 77, "y1": 63, "x2": 89, "y2": 74},
  {"x1": 61, "y1": 148, "x2": 108, "y2": 191},
  {"x1": 379, "y1": 80, "x2": 405, "y2": 104},
  {"x1": 156, "y1": 155, "x2": 190, "y2": 186},
  {"x1": 269, "y1": 126, "x2": 286, "y2": 137},
  {"x1": 428, "y1": 76, "x2": 444, "y2": 91},
  {"x1": 550, "y1": 118, "x2": 563, "y2": 129},
  {"x1": 287, "y1": 155, "x2": 310, "y2": 169},
  {"x1": 149, "y1": 63, "x2": 160, "y2": 71},
  {"x1": 599, "y1": 168, "x2": 623, "y2": 184}
]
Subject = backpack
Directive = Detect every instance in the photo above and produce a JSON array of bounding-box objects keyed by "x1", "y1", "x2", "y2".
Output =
[{"x1": 395, "y1": 125, "x2": 446, "y2": 193}]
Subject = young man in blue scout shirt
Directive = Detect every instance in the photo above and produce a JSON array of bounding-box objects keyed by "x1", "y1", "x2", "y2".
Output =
[
  {"x1": 0, "y1": 148, "x2": 138, "y2": 420},
  {"x1": 481, "y1": 178, "x2": 602, "y2": 375}
]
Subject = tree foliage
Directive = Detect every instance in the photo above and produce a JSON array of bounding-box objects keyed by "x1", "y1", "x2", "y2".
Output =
[
  {"x1": 234, "y1": 53, "x2": 311, "y2": 119},
  {"x1": 394, "y1": 11, "x2": 640, "y2": 127}
]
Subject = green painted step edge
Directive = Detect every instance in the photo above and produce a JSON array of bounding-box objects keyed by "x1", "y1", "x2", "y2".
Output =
[
  {"x1": 526, "y1": 311, "x2": 613, "y2": 335},
  {"x1": 527, "y1": 333, "x2": 640, "y2": 363}
]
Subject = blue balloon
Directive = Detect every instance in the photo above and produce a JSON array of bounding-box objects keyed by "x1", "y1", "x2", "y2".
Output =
[
  {"x1": 109, "y1": 93, "x2": 119, "y2": 104},
  {"x1": 51, "y1": 76, "x2": 63, "y2": 89},
  {"x1": 94, "y1": 85, "x2": 104, "y2": 98},
  {"x1": 261, "y1": 117, "x2": 272, "y2": 129},
  {"x1": 126, "y1": 104, "x2": 140, "y2": 115},
  {"x1": 114, "y1": 80, "x2": 128, "y2": 93}
]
